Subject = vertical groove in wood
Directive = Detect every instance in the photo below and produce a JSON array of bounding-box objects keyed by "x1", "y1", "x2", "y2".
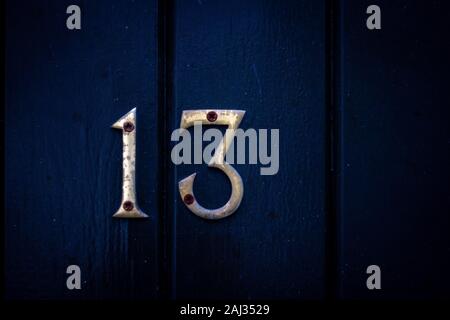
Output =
[
  {"x1": 156, "y1": 0, "x2": 175, "y2": 300},
  {"x1": 325, "y1": 0, "x2": 340, "y2": 300}
]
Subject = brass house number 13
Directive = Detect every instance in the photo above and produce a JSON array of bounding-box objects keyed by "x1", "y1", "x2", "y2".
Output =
[{"x1": 112, "y1": 108, "x2": 245, "y2": 220}]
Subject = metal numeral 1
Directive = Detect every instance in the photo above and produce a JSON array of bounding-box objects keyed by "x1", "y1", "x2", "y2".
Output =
[{"x1": 111, "y1": 108, "x2": 148, "y2": 218}]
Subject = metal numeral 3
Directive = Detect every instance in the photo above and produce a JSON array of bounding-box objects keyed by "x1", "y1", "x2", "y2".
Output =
[{"x1": 178, "y1": 109, "x2": 245, "y2": 220}]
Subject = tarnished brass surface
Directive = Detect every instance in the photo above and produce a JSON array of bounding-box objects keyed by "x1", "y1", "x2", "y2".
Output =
[
  {"x1": 178, "y1": 109, "x2": 245, "y2": 220},
  {"x1": 111, "y1": 108, "x2": 148, "y2": 218}
]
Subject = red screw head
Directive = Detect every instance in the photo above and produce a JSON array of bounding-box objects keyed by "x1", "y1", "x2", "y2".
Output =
[
  {"x1": 206, "y1": 111, "x2": 218, "y2": 122},
  {"x1": 183, "y1": 194, "x2": 195, "y2": 205},
  {"x1": 123, "y1": 201, "x2": 134, "y2": 211},
  {"x1": 123, "y1": 121, "x2": 135, "y2": 132}
]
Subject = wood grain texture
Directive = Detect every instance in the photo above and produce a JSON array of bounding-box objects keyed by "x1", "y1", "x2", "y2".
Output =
[
  {"x1": 5, "y1": 0, "x2": 159, "y2": 299},
  {"x1": 171, "y1": 0, "x2": 327, "y2": 299},
  {"x1": 7, "y1": 0, "x2": 449, "y2": 301},
  {"x1": 338, "y1": 0, "x2": 450, "y2": 298}
]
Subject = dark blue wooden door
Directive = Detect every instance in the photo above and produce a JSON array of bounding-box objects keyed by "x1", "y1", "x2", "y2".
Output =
[
  {"x1": 5, "y1": 0, "x2": 328, "y2": 300},
  {"x1": 338, "y1": 0, "x2": 450, "y2": 299},
  {"x1": 170, "y1": 0, "x2": 327, "y2": 299},
  {"x1": 5, "y1": 0, "x2": 160, "y2": 299},
  {"x1": 5, "y1": 0, "x2": 450, "y2": 300}
]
